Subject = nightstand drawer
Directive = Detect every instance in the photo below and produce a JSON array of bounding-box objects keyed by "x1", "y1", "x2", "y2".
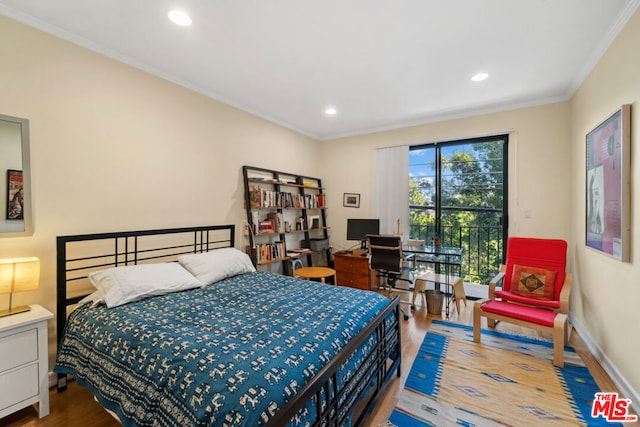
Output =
[
  {"x1": 0, "y1": 305, "x2": 52, "y2": 419},
  {"x1": 0, "y1": 328, "x2": 38, "y2": 372},
  {"x1": 0, "y1": 363, "x2": 39, "y2": 411},
  {"x1": 337, "y1": 273, "x2": 369, "y2": 289},
  {"x1": 334, "y1": 252, "x2": 371, "y2": 290},
  {"x1": 334, "y1": 256, "x2": 368, "y2": 270}
]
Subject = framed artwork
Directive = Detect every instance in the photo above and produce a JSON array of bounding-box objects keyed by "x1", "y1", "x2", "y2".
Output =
[
  {"x1": 7, "y1": 169, "x2": 24, "y2": 220},
  {"x1": 343, "y1": 193, "x2": 360, "y2": 208},
  {"x1": 585, "y1": 104, "x2": 631, "y2": 261}
]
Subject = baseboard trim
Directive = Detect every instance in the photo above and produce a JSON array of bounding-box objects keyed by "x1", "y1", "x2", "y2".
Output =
[{"x1": 569, "y1": 314, "x2": 639, "y2": 415}]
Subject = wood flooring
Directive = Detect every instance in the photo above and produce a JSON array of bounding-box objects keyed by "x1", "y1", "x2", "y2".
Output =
[{"x1": 1, "y1": 292, "x2": 633, "y2": 427}]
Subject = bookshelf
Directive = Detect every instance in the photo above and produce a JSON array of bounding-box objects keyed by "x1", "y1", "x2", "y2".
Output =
[{"x1": 242, "y1": 165, "x2": 330, "y2": 274}]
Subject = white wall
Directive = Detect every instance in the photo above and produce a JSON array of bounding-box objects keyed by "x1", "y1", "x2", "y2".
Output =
[
  {"x1": 320, "y1": 102, "x2": 572, "y2": 252},
  {"x1": 569, "y1": 8, "x2": 640, "y2": 405},
  {"x1": 320, "y1": 8, "x2": 640, "y2": 405},
  {"x1": 0, "y1": 15, "x2": 321, "y2": 363}
]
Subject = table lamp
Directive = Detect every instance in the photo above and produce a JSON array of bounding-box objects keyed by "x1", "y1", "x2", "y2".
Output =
[{"x1": 0, "y1": 257, "x2": 40, "y2": 317}]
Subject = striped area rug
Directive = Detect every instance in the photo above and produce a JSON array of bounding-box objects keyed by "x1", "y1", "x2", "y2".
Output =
[{"x1": 388, "y1": 320, "x2": 621, "y2": 426}]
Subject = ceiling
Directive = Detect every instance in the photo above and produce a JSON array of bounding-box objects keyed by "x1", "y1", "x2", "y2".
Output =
[{"x1": 0, "y1": 1, "x2": 638, "y2": 140}]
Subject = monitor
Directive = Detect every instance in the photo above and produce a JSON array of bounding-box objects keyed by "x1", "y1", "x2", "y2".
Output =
[{"x1": 346, "y1": 218, "x2": 380, "y2": 249}]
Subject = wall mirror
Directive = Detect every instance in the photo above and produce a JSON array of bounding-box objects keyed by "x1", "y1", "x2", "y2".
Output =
[{"x1": 0, "y1": 114, "x2": 32, "y2": 237}]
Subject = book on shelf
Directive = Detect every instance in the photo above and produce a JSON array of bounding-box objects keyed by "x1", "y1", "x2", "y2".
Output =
[
  {"x1": 254, "y1": 241, "x2": 286, "y2": 264},
  {"x1": 249, "y1": 186, "x2": 280, "y2": 208},
  {"x1": 287, "y1": 248, "x2": 312, "y2": 256},
  {"x1": 286, "y1": 252, "x2": 308, "y2": 258},
  {"x1": 267, "y1": 212, "x2": 285, "y2": 233},
  {"x1": 251, "y1": 187, "x2": 325, "y2": 210},
  {"x1": 259, "y1": 219, "x2": 275, "y2": 233},
  {"x1": 248, "y1": 186, "x2": 260, "y2": 208}
]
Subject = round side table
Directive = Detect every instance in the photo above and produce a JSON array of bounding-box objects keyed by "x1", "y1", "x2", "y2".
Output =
[{"x1": 294, "y1": 266, "x2": 337, "y2": 284}]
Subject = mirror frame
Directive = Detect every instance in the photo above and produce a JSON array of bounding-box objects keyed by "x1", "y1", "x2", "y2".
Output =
[{"x1": 0, "y1": 114, "x2": 33, "y2": 237}]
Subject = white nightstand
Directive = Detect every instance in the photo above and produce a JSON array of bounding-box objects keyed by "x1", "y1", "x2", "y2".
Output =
[{"x1": 0, "y1": 304, "x2": 53, "y2": 419}]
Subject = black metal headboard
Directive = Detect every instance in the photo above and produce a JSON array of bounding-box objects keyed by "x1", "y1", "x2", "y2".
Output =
[{"x1": 56, "y1": 224, "x2": 235, "y2": 350}]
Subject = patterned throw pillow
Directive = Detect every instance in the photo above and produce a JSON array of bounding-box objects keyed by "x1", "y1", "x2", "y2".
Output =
[{"x1": 510, "y1": 264, "x2": 556, "y2": 301}]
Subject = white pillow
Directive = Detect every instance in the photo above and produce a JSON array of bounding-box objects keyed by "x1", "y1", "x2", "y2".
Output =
[
  {"x1": 88, "y1": 263, "x2": 203, "y2": 308},
  {"x1": 178, "y1": 247, "x2": 255, "y2": 285},
  {"x1": 77, "y1": 291, "x2": 105, "y2": 308}
]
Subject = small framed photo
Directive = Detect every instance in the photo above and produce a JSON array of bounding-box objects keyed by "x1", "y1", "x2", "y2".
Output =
[
  {"x1": 7, "y1": 169, "x2": 24, "y2": 220},
  {"x1": 343, "y1": 193, "x2": 360, "y2": 208}
]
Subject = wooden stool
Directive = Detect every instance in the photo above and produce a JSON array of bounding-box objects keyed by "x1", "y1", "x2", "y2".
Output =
[
  {"x1": 412, "y1": 278, "x2": 428, "y2": 308},
  {"x1": 413, "y1": 272, "x2": 467, "y2": 313},
  {"x1": 294, "y1": 266, "x2": 337, "y2": 284}
]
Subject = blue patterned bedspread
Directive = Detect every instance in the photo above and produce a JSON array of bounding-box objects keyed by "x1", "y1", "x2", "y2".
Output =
[{"x1": 55, "y1": 271, "x2": 392, "y2": 426}]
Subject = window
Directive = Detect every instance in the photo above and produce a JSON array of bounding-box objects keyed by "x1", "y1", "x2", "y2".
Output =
[{"x1": 409, "y1": 135, "x2": 508, "y2": 284}]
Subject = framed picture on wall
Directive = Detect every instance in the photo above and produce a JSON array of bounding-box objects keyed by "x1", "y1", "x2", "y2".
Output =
[
  {"x1": 585, "y1": 104, "x2": 631, "y2": 261},
  {"x1": 343, "y1": 193, "x2": 360, "y2": 208},
  {"x1": 7, "y1": 169, "x2": 24, "y2": 220}
]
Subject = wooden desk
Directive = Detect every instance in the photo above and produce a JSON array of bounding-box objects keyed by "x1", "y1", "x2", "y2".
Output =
[
  {"x1": 334, "y1": 249, "x2": 376, "y2": 290},
  {"x1": 294, "y1": 266, "x2": 336, "y2": 284}
]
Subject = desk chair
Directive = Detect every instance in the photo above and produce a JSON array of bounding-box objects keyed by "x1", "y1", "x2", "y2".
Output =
[{"x1": 367, "y1": 235, "x2": 412, "y2": 320}]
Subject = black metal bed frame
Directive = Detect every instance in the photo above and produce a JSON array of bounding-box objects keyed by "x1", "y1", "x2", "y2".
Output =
[{"x1": 56, "y1": 224, "x2": 401, "y2": 426}]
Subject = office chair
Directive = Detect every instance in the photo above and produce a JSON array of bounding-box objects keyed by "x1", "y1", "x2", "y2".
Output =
[{"x1": 367, "y1": 234, "x2": 413, "y2": 320}]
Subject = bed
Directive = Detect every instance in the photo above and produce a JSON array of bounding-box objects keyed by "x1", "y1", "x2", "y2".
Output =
[{"x1": 55, "y1": 225, "x2": 401, "y2": 426}]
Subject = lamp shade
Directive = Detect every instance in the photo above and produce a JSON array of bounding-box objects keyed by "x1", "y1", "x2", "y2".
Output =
[{"x1": 0, "y1": 257, "x2": 40, "y2": 294}]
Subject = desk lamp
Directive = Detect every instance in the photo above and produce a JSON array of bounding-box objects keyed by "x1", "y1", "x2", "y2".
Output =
[{"x1": 0, "y1": 257, "x2": 40, "y2": 317}]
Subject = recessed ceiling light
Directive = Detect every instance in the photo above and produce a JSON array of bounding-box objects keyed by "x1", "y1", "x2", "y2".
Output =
[
  {"x1": 471, "y1": 72, "x2": 489, "y2": 82},
  {"x1": 325, "y1": 107, "x2": 337, "y2": 116},
  {"x1": 168, "y1": 10, "x2": 192, "y2": 26}
]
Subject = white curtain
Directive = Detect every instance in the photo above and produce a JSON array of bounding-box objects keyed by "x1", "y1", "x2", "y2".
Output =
[{"x1": 374, "y1": 145, "x2": 409, "y2": 237}]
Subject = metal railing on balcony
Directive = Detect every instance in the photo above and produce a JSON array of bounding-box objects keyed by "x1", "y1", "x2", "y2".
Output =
[{"x1": 409, "y1": 223, "x2": 504, "y2": 285}]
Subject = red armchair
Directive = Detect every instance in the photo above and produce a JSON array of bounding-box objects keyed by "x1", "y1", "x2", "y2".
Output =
[{"x1": 473, "y1": 237, "x2": 572, "y2": 367}]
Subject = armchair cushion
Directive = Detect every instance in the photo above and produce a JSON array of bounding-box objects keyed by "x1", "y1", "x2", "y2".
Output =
[
  {"x1": 480, "y1": 300, "x2": 557, "y2": 327},
  {"x1": 510, "y1": 264, "x2": 556, "y2": 301},
  {"x1": 493, "y1": 290, "x2": 561, "y2": 309},
  {"x1": 501, "y1": 237, "x2": 567, "y2": 301}
]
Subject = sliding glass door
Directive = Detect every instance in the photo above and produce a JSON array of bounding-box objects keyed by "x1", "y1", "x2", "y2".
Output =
[{"x1": 409, "y1": 135, "x2": 508, "y2": 285}]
